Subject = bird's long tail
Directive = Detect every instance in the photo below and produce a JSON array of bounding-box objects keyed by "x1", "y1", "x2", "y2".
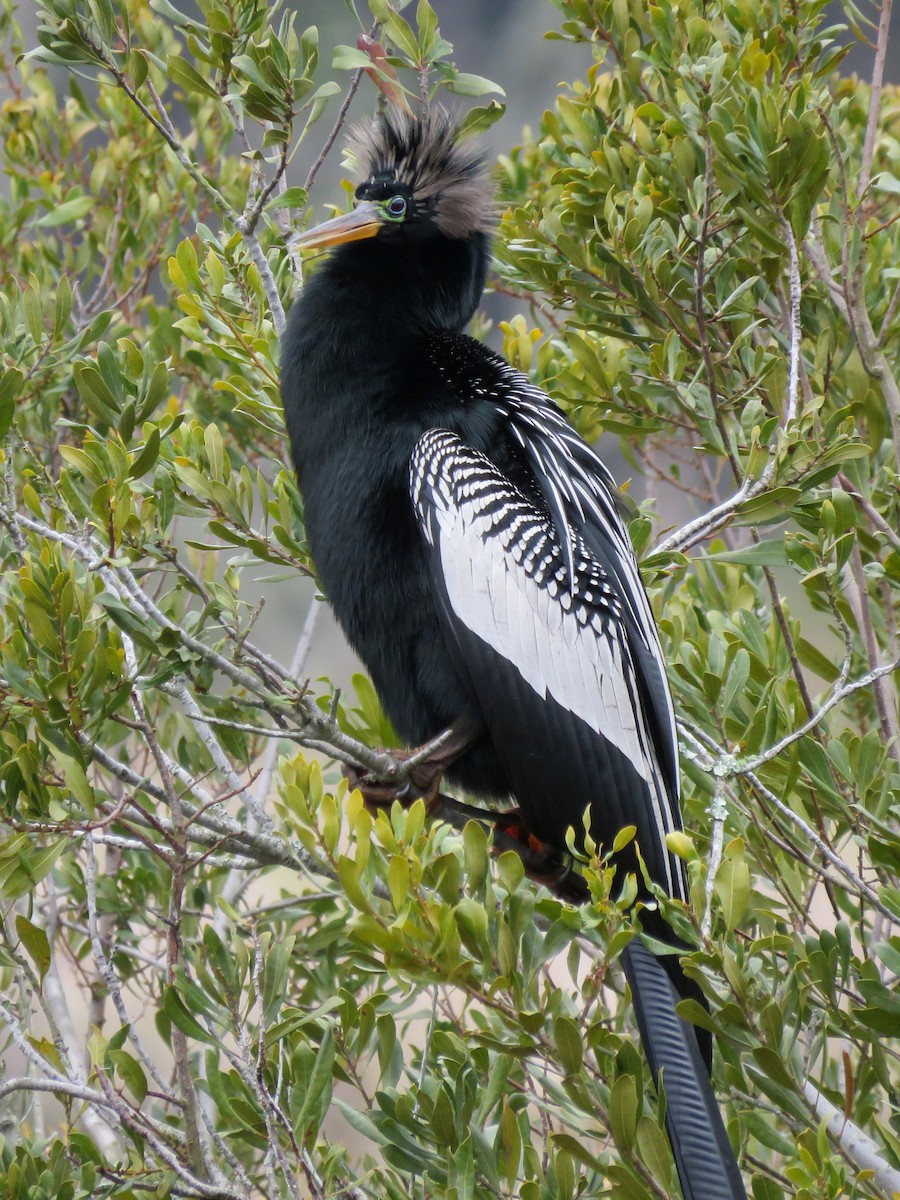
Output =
[{"x1": 621, "y1": 940, "x2": 748, "y2": 1200}]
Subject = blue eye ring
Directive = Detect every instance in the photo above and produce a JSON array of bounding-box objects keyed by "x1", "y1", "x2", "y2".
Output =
[{"x1": 384, "y1": 195, "x2": 407, "y2": 219}]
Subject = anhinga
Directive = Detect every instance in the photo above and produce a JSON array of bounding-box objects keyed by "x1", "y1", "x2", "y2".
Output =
[{"x1": 281, "y1": 107, "x2": 747, "y2": 1200}]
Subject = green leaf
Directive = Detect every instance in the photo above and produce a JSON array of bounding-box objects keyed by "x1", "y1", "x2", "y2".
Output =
[
  {"x1": 55, "y1": 750, "x2": 95, "y2": 814},
  {"x1": 0, "y1": 367, "x2": 23, "y2": 438},
  {"x1": 463, "y1": 820, "x2": 489, "y2": 890},
  {"x1": 54, "y1": 275, "x2": 73, "y2": 334},
  {"x1": 0, "y1": 839, "x2": 65, "y2": 901},
  {"x1": 712, "y1": 275, "x2": 760, "y2": 318},
  {"x1": 166, "y1": 55, "x2": 219, "y2": 99},
  {"x1": 714, "y1": 839, "x2": 751, "y2": 931},
  {"x1": 733, "y1": 487, "x2": 802, "y2": 523},
  {"x1": 497, "y1": 1098, "x2": 521, "y2": 1187},
  {"x1": 266, "y1": 186, "x2": 308, "y2": 211},
  {"x1": 550, "y1": 1132, "x2": 606, "y2": 1173},
  {"x1": 162, "y1": 986, "x2": 216, "y2": 1044},
  {"x1": 15, "y1": 914, "x2": 51, "y2": 984},
  {"x1": 334, "y1": 1099, "x2": 387, "y2": 1145},
  {"x1": 97, "y1": 593, "x2": 159, "y2": 650},
  {"x1": 204, "y1": 422, "x2": 225, "y2": 480},
  {"x1": 130, "y1": 47, "x2": 149, "y2": 89},
  {"x1": 416, "y1": 0, "x2": 438, "y2": 56},
  {"x1": 129, "y1": 427, "x2": 161, "y2": 478},
  {"x1": 796, "y1": 637, "x2": 841, "y2": 683},
  {"x1": 456, "y1": 101, "x2": 506, "y2": 138},
  {"x1": 553, "y1": 1015, "x2": 584, "y2": 1075},
  {"x1": 665, "y1": 832, "x2": 698, "y2": 862},
  {"x1": 635, "y1": 1115, "x2": 674, "y2": 1186},
  {"x1": 455, "y1": 897, "x2": 489, "y2": 954},
  {"x1": 23, "y1": 277, "x2": 44, "y2": 342},
  {"x1": 450, "y1": 1133, "x2": 475, "y2": 1200},
  {"x1": 382, "y1": 11, "x2": 419, "y2": 61},
  {"x1": 609, "y1": 1073, "x2": 638, "y2": 1150},
  {"x1": 612, "y1": 824, "x2": 637, "y2": 853},
  {"x1": 874, "y1": 940, "x2": 900, "y2": 978},
  {"x1": 695, "y1": 539, "x2": 788, "y2": 566},
  {"x1": 872, "y1": 172, "x2": 900, "y2": 195},
  {"x1": 261, "y1": 935, "x2": 295, "y2": 1023},
  {"x1": 295, "y1": 1027, "x2": 335, "y2": 1139},
  {"x1": 443, "y1": 72, "x2": 505, "y2": 97},
  {"x1": 110, "y1": 1047, "x2": 148, "y2": 1104},
  {"x1": 496, "y1": 849, "x2": 524, "y2": 893},
  {"x1": 331, "y1": 45, "x2": 377, "y2": 72},
  {"x1": 634, "y1": 101, "x2": 667, "y2": 122},
  {"x1": 387, "y1": 854, "x2": 410, "y2": 909},
  {"x1": 35, "y1": 196, "x2": 94, "y2": 227}
]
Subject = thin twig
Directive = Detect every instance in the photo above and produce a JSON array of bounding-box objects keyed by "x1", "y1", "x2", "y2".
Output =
[
  {"x1": 657, "y1": 218, "x2": 803, "y2": 555},
  {"x1": 877, "y1": 276, "x2": 900, "y2": 349},
  {"x1": 702, "y1": 775, "x2": 728, "y2": 936},
  {"x1": 803, "y1": 1078, "x2": 900, "y2": 1198},
  {"x1": 859, "y1": 0, "x2": 894, "y2": 196},
  {"x1": 303, "y1": 25, "x2": 378, "y2": 195},
  {"x1": 848, "y1": 545, "x2": 900, "y2": 761},
  {"x1": 806, "y1": 223, "x2": 900, "y2": 472},
  {"x1": 0, "y1": 1076, "x2": 121, "y2": 1111},
  {"x1": 744, "y1": 770, "x2": 890, "y2": 919},
  {"x1": 781, "y1": 216, "x2": 802, "y2": 429},
  {"x1": 216, "y1": 601, "x2": 323, "y2": 920},
  {"x1": 838, "y1": 474, "x2": 900, "y2": 551},
  {"x1": 728, "y1": 655, "x2": 899, "y2": 774},
  {"x1": 84, "y1": 833, "x2": 173, "y2": 1094}
]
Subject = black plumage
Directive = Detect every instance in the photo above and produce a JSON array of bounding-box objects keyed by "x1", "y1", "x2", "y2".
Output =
[{"x1": 281, "y1": 106, "x2": 747, "y2": 1200}]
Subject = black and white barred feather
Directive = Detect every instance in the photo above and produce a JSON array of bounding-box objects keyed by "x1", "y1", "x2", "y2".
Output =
[{"x1": 410, "y1": 427, "x2": 687, "y2": 906}]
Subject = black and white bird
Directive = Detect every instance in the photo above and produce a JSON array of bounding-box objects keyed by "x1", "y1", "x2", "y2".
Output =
[{"x1": 280, "y1": 106, "x2": 747, "y2": 1200}]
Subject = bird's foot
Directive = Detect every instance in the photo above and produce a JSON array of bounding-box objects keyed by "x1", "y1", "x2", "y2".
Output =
[
  {"x1": 342, "y1": 749, "x2": 444, "y2": 812},
  {"x1": 342, "y1": 716, "x2": 482, "y2": 814},
  {"x1": 341, "y1": 761, "x2": 406, "y2": 808}
]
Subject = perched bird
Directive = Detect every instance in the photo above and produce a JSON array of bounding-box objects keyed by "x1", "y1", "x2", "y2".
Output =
[{"x1": 281, "y1": 106, "x2": 747, "y2": 1200}]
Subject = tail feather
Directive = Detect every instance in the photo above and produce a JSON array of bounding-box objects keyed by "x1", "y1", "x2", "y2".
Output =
[{"x1": 621, "y1": 941, "x2": 747, "y2": 1200}]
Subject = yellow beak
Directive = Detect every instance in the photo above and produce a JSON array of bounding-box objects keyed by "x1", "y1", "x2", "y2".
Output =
[{"x1": 292, "y1": 201, "x2": 382, "y2": 249}]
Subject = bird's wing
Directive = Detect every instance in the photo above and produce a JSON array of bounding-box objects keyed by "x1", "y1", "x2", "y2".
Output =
[
  {"x1": 492, "y1": 369, "x2": 680, "y2": 804},
  {"x1": 410, "y1": 428, "x2": 687, "y2": 904}
]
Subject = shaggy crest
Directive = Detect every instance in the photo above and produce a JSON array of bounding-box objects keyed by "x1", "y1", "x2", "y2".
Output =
[{"x1": 346, "y1": 107, "x2": 495, "y2": 238}]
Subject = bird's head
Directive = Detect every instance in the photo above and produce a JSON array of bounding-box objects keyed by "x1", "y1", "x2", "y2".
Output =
[{"x1": 293, "y1": 107, "x2": 495, "y2": 252}]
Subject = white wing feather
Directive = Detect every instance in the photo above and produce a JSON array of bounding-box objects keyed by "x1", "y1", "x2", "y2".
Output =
[{"x1": 413, "y1": 431, "x2": 651, "y2": 784}]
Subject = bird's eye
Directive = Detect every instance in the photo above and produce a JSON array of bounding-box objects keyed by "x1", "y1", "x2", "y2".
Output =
[{"x1": 385, "y1": 195, "x2": 407, "y2": 219}]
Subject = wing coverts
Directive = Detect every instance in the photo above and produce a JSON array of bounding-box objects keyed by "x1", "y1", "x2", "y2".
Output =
[{"x1": 410, "y1": 427, "x2": 686, "y2": 906}]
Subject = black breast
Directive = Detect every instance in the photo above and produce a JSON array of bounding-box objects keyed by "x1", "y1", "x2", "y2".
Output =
[{"x1": 283, "y1": 318, "x2": 533, "y2": 801}]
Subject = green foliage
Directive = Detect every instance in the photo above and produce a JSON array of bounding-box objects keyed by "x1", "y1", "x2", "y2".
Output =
[{"x1": 0, "y1": 0, "x2": 898, "y2": 1198}]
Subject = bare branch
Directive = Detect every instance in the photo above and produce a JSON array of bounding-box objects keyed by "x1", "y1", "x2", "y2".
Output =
[
  {"x1": 806, "y1": 225, "x2": 900, "y2": 472},
  {"x1": 877, "y1": 276, "x2": 900, "y2": 349},
  {"x1": 743, "y1": 770, "x2": 890, "y2": 919},
  {"x1": 0, "y1": 1076, "x2": 120, "y2": 1112},
  {"x1": 728, "y1": 655, "x2": 900, "y2": 774},
  {"x1": 303, "y1": 30, "x2": 376, "y2": 195},
  {"x1": 803, "y1": 1078, "x2": 900, "y2": 1199},
  {"x1": 859, "y1": 0, "x2": 894, "y2": 196},
  {"x1": 657, "y1": 213, "x2": 802, "y2": 555},
  {"x1": 839, "y1": 473, "x2": 900, "y2": 550},
  {"x1": 83, "y1": 834, "x2": 174, "y2": 1096},
  {"x1": 702, "y1": 775, "x2": 728, "y2": 936},
  {"x1": 848, "y1": 545, "x2": 900, "y2": 762},
  {"x1": 83, "y1": 739, "x2": 331, "y2": 875},
  {"x1": 781, "y1": 217, "x2": 802, "y2": 429},
  {"x1": 164, "y1": 676, "x2": 272, "y2": 828}
]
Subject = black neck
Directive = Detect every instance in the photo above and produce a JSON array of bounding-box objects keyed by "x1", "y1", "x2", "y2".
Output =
[
  {"x1": 292, "y1": 231, "x2": 489, "y2": 364},
  {"x1": 280, "y1": 229, "x2": 490, "y2": 476}
]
